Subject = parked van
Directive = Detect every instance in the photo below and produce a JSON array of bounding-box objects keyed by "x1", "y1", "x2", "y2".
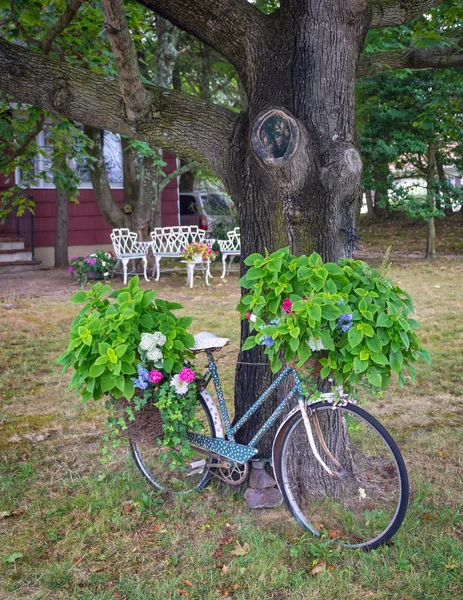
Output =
[{"x1": 179, "y1": 192, "x2": 234, "y2": 234}]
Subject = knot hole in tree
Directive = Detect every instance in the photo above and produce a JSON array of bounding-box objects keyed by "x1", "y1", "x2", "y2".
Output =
[{"x1": 251, "y1": 109, "x2": 300, "y2": 166}]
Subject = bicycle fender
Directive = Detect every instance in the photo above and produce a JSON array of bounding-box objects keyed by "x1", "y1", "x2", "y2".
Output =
[{"x1": 198, "y1": 389, "x2": 225, "y2": 439}]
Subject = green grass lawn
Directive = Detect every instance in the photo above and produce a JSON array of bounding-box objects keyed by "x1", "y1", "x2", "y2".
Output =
[{"x1": 1, "y1": 246, "x2": 462, "y2": 599}]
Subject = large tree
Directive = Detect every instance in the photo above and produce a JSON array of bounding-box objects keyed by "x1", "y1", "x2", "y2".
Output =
[{"x1": 1, "y1": 0, "x2": 462, "y2": 451}]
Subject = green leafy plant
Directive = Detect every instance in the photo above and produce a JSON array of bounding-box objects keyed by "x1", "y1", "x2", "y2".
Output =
[
  {"x1": 237, "y1": 247, "x2": 430, "y2": 389},
  {"x1": 57, "y1": 277, "x2": 200, "y2": 457},
  {"x1": 68, "y1": 250, "x2": 117, "y2": 288}
]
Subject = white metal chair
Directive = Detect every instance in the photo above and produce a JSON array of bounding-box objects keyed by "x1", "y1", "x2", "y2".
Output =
[
  {"x1": 217, "y1": 227, "x2": 240, "y2": 278},
  {"x1": 150, "y1": 225, "x2": 207, "y2": 281},
  {"x1": 110, "y1": 228, "x2": 150, "y2": 285}
]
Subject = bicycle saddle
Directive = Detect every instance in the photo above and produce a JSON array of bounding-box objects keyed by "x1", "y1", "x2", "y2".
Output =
[{"x1": 190, "y1": 332, "x2": 231, "y2": 353}]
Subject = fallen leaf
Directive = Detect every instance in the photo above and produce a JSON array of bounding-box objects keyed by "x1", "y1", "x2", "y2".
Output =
[
  {"x1": 72, "y1": 556, "x2": 83, "y2": 564},
  {"x1": 358, "y1": 488, "x2": 367, "y2": 500},
  {"x1": 438, "y1": 451, "x2": 449, "y2": 459},
  {"x1": 174, "y1": 589, "x2": 190, "y2": 597},
  {"x1": 184, "y1": 580, "x2": 193, "y2": 587},
  {"x1": 221, "y1": 564, "x2": 229, "y2": 574},
  {"x1": 1, "y1": 552, "x2": 23, "y2": 564},
  {"x1": 91, "y1": 565, "x2": 109, "y2": 573},
  {"x1": 328, "y1": 529, "x2": 344, "y2": 540},
  {"x1": 310, "y1": 562, "x2": 326, "y2": 576},
  {"x1": 0, "y1": 511, "x2": 11, "y2": 520},
  {"x1": 230, "y1": 541, "x2": 250, "y2": 557}
]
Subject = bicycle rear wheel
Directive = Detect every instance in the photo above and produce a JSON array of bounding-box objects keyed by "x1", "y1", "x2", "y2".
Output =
[
  {"x1": 130, "y1": 393, "x2": 217, "y2": 494},
  {"x1": 273, "y1": 401, "x2": 408, "y2": 550}
]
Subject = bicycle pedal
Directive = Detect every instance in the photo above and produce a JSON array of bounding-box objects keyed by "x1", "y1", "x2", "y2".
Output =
[{"x1": 187, "y1": 459, "x2": 206, "y2": 476}]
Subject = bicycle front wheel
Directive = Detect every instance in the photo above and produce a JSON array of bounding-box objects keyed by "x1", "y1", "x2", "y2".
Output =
[
  {"x1": 130, "y1": 393, "x2": 218, "y2": 494},
  {"x1": 273, "y1": 401, "x2": 409, "y2": 550}
]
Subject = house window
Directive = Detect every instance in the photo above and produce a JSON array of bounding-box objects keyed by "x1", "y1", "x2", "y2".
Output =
[{"x1": 18, "y1": 127, "x2": 123, "y2": 189}]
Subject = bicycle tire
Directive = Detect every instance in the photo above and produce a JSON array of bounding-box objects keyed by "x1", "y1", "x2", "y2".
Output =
[
  {"x1": 273, "y1": 401, "x2": 409, "y2": 550},
  {"x1": 130, "y1": 393, "x2": 218, "y2": 494}
]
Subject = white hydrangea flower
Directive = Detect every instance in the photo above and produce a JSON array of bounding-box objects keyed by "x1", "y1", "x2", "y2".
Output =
[
  {"x1": 104, "y1": 272, "x2": 109, "y2": 277},
  {"x1": 147, "y1": 347, "x2": 163, "y2": 362},
  {"x1": 139, "y1": 332, "x2": 167, "y2": 352},
  {"x1": 102, "y1": 261, "x2": 106, "y2": 266},
  {"x1": 152, "y1": 332, "x2": 167, "y2": 347},
  {"x1": 170, "y1": 374, "x2": 189, "y2": 395},
  {"x1": 307, "y1": 337, "x2": 324, "y2": 351}
]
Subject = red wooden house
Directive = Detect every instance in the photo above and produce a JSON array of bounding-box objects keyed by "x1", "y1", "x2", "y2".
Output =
[{"x1": 0, "y1": 149, "x2": 179, "y2": 269}]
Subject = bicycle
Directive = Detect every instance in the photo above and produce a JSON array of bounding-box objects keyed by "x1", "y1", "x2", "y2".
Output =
[{"x1": 130, "y1": 332, "x2": 409, "y2": 550}]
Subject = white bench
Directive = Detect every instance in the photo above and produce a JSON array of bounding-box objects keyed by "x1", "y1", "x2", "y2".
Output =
[
  {"x1": 110, "y1": 228, "x2": 150, "y2": 285},
  {"x1": 150, "y1": 225, "x2": 213, "y2": 284},
  {"x1": 217, "y1": 227, "x2": 240, "y2": 279}
]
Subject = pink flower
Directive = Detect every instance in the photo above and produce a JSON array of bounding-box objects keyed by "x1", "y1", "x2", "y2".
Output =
[
  {"x1": 68, "y1": 267, "x2": 74, "y2": 273},
  {"x1": 148, "y1": 369, "x2": 163, "y2": 384},
  {"x1": 282, "y1": 298, "x2": 293, "y2": 314},
  {"x1": 178, "y1": 367, "x2": 195, "y2": 383},
  {"x1": 71, "y1": 256, "x2": 77, "y2": 260}
]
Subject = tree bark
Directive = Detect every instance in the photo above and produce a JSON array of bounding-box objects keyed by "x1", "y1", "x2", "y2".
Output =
[
  {"x1": 426, "y1": 143, "x2": 437, "y2": 259},
  {"x1": 231, "y1": 1, "x2": 368, "y2": 453},
  {"x1": 54, "y1": 188, "x2": 69, "y2": 267},
  {"x1": 365, "y1": 189, "x2": 375, "y2": 219},
  {"x1": 84, "y1": 125, "x2": 128, "y2": 229}
]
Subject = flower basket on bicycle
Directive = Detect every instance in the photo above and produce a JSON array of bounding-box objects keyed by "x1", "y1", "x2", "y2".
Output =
[
  {"x1": 116, "y1": 396, "x2": 164, "y2": 445},
  {"x1": 58, "y1": 276, "x2": 203, "y2": 464},
  {"x1": 237, "y1": 247, "x2": 430, "y2": 389}
]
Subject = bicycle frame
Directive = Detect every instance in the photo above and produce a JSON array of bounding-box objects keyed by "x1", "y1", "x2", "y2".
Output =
[
  {"x1": 203, "y1": 352, "x2": 304, "y2": 449},
  {"x1": 193, "y1": 352, "x2": 345, "y2": 478}
]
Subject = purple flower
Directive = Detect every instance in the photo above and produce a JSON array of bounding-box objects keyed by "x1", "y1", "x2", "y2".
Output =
[
  {"x1": 137, "y1": 364, "x2": 150, "y2": 381},
  {"x1": 262, "y1": 335, "x2": 274, "y2": 347},
  {"x1": 337, "y1": 313, "x2": 353, "y2": 324},
  {"x1": 84, "y1": 257, "x2": 97, "y2": 266},
  {"x1": 132, "y1": 377, "x2": 148, "y2": 390},
  {"x1": 341, "y1": 322, "x2": 353, "y2": 333},
  {"x1": 71, "y1": 256, "x2": 77, "y2": 260},
  {"x1": 68, "y1": 267, "x2": 74, "y2": 273}
]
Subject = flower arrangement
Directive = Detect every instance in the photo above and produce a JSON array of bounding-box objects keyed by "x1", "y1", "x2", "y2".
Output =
[
  {"x1": 182, "y1": 242, "x2": 214, "y2": 262},
  {"x1": 68, "y1": 250, "x2": 116, "y2": 288},
  {"x1": 237, "y1": 247, "x2": 430, "y2": 390},
  {"x1": 57, "y1": 276, "x2": 202, "y2": 460}
]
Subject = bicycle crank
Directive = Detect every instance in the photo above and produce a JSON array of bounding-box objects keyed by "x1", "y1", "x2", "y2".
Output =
[{"x1": 211, "y1": 458, "x2": 249, "y2": 485}]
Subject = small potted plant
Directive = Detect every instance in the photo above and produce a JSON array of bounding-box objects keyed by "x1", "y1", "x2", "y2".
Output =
[
  {"x1": 68, "y1": 250, "x2": 117, "y2": 288},
  {"x1": 57, "y1": 276, "x2": 201, "y2": 461},
  {"x1": 237, "y1": 247, "x2": 430, "y2": 390},
  {"x1": 182, "y1": 242, "x2": 214, "y2": 263}
]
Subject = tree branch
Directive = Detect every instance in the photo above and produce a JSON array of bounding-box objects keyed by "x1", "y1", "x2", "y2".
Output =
[
  {"x1": 40, "y1": 0, "x2": 85, "y2": 54},
  {"x1": 159, "y1": 160, "x2": 199, "y2": 192},
  {"x1": 357, "y1": 42, "x2": 463, "y2": 78},
  {"x1": 0, "y1": 111, "x2": 45, "y2": 170},
  {"x1": 0, "y1": 37, "x2": 237, "y2": 178},
  {"x1": 369, "y1": 0, "x2": 445, "y2": 29},
  {"x1": 136, "y1": 0, "x2": 269, "y2": 74},
  {"x1": 83, "y1": 124, "x2": 129, "y2": 229},
  {"x1": 101, "y1": 0, "x2": 150, "y2": 122}
]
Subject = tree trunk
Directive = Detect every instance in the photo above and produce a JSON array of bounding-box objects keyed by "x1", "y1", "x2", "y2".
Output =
[
  {"x1": 54, "y1": 187, "x2": 69, "y2": 267},
  {"x1": 372, "y1": 165, "x2": 390, "y2": 217},
  {"x1": 426, "y1": 143, "x2": 437, "y2": 259},
  {"x1": 84, "y1": 125, "x2": 128, "y2": 229},
  {"x1": 436, "y1": 151, "x2": 454, "y2": 217},
  {"x1": 365, "y1": 189, "x2": 375, "y2": 219},
  {"x1": 230, "y1": 2, "x2": 367, "y2": 454},
  {"x1": 121, "y1": 136, "x2": 140, "y2": 209}
]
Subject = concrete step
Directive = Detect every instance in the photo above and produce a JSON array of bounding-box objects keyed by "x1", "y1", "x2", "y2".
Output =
[
  {"x1": 0, "y1": 240, "x2": 25, "y2": 250},
  {"x1": 0, "y1": 259, "x2": 42, "y2": 273},
  {"x1": 0, "y1": 248, "x2": 31, "y2": 262}
]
